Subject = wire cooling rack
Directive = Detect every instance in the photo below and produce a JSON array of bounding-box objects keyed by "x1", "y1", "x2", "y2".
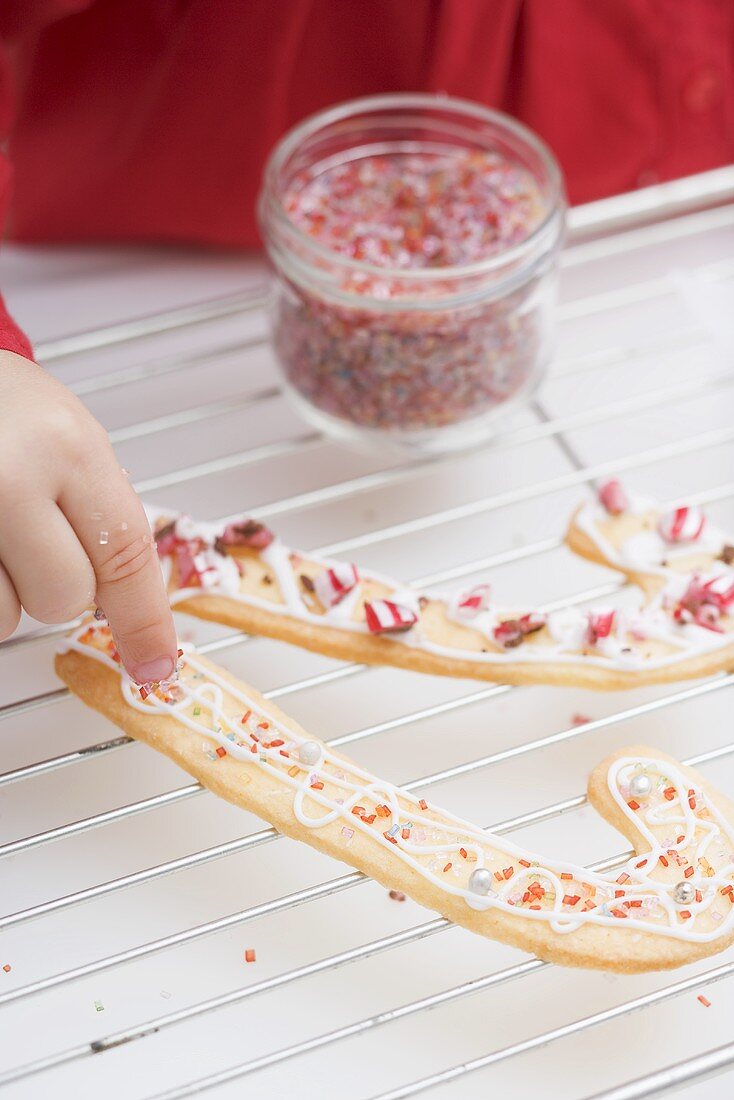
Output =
[{"x1": 1, "y1": 167, "x2": 734, "y2": 1100}]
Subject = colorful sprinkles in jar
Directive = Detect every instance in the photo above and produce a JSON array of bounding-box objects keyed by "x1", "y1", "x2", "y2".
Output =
[
  {"x1": 261, "y1": 95, "x2": 565, "y2": 449},
  {"x1": 285, "y1": 151, "x2": 543, "y2": 269}
]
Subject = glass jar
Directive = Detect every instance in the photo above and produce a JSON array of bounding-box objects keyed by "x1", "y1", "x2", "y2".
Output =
[{"x1": 259, "y1": 93, "x2": 566, "y2": 455}]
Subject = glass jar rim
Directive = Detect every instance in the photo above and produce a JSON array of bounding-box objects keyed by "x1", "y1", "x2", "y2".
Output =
[{"x1": 261, "y1": 92, "x2": 565, "y2": 282}]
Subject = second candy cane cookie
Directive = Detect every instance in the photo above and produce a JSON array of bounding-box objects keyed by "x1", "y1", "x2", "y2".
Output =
[{"x1": 144, "y1": 500, "x2": 734, "y2": 690}]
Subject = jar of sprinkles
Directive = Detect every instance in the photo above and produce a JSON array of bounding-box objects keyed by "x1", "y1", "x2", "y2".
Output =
[{"x1": 260, "y1": 94, "x2": 566, "y2": 454}]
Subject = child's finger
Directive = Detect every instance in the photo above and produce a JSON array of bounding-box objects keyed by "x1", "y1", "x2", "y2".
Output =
[
  {"x1": 0, "y1": 500, "x2": 95, "y2": 623},
  {"x1": 0, "y1": 559, "x2": 21, "y2": 639},
  {"x1": 59, "y1": 453, "x2": 177, "y2": 685}
]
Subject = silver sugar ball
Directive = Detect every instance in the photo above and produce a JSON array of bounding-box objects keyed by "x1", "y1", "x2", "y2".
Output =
[
  {"x1": 673, "y1": 880, "x2": 696, "y2": 906},
  {"x1": 298, "y1": 741, "x2": 321, "y2": 766},
  {"x1": 629, "y1": 773, "x2": 653, "y2": 799},
  {"x1": 468, "y1": 868, "x2": 495, "y2": 896}
]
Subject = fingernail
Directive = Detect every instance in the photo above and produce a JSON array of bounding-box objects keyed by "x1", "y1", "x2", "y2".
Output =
[{"x1": 131, "y1": 656, "x2": 175, "y2": 685}]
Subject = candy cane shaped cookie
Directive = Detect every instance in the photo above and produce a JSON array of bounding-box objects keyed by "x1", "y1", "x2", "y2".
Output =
[
  {"x1": 56, "y1": 619, "x2": 734, "y2": 973},
  {"x1": 144, "y1": 506, "x2": 734, "y2": 690}
]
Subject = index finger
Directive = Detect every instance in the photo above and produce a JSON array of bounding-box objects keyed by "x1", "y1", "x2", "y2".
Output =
[{"x1": 59, "y1": 441, "x2": 178, "y2": 685}]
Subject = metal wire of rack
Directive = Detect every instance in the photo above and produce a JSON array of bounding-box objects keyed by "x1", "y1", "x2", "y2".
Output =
[{"x1": 1, "y1": 167, "x2": 734, "y2": 1099}]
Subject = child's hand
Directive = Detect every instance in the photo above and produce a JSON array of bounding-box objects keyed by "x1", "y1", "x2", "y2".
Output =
[{"x1": 0, "y1": 350, "x2": 178, "y2": 684}]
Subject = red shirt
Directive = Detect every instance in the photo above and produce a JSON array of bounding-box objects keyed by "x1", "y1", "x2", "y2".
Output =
[{"x1": 1, "y1": 0, "x2": 733, "y2": 359}]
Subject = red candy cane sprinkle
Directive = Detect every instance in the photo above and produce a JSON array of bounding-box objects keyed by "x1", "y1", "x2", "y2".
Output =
[
  {"x1": 174, "y1": 542, "x2": 200, "y2": 587},
  {"x1": 492, "y1": 619, "x2": 524, "y2": 648},
  {"x1": 217, "y1": 519, "x2": 274, "y2": 552},
  {"x1": 154, "y1": 520, "x2": 178, "y2": 557},
  {"x1": 672, "y1": 574, "x2": 734, "y2": 633},
  {"x1": 586, "y1": 609, "x2": 615, "y2": 646},
  {"x1": 455, "y1": 584, "x2": 491, "y2": 618},
  {"x1": 658, "y1": 506, "x2": 706, "y2": 544},
  {"x1": 364, "y1": 599, "x2": 418, "y2": 635},
  {"x1": 313, "y1": 563, "x2": 360, "y2": 609},
  {"x1": 598, "y1": 479, "x2": 629, "y2": 515},
  {"x1": 493, "y1": 613, "x2": 546, "y2": 649}
]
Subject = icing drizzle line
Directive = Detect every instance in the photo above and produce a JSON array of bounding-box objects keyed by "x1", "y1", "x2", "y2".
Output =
[{"x1": 61, "y1": 621, "x2": 734, "y2": 944}]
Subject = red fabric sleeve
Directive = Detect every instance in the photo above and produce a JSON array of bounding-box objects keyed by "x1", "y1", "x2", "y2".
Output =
[
  {"x1": 0, "y1": 290, "x2": 33, "y2": 360},
  {"x1": 0, "y1": 33, "x2": 34, "y2": 361}
]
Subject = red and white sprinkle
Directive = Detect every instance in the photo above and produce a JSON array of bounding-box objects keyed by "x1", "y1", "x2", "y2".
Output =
[
  {"x1": 364, "y1": 599, "x2": 418, "y2": 635},
  {"x1": 598, "y1": 479, "x2": 629, "y2": 515},
  {"x1": 314, "y1": 563, "x2": 359, "y2": 608},
  {"x1": 658, "y1": 506, "x2": 706, "y2": 544},
  {"x1": 454, "y1": 584, "x2": 491, "y2": 619},
  {"x1": 586, "y1": 609, "x2": 615, "y2": 646}
]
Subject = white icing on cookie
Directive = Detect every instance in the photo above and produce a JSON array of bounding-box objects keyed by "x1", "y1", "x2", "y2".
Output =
[{"x1": 60, "y1": 621, "x2": 734, "y2": 944}]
